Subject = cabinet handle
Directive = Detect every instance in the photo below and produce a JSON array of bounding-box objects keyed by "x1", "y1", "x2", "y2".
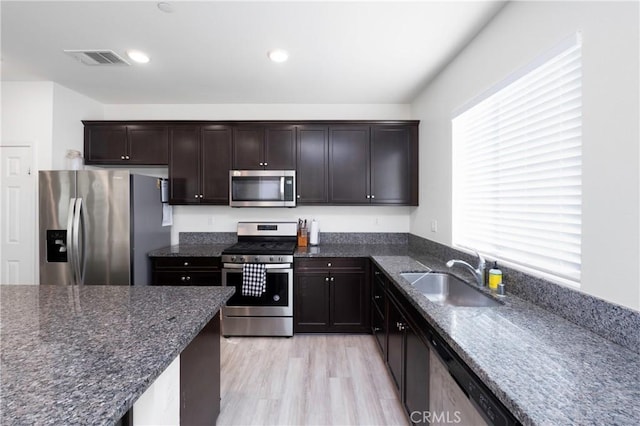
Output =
[
  {"x1": 297, "y1": 195, "x2": 301, "y2": 199},
  {"x1": 396, "y1": 321, "x2": 406, "y2": 331},
  {"x1": 259, "y1": 162, "x2": 264, "y2": 166},
  {"x1": 366, "y1": 195, "x2": 371, "y2": 199},
  {"x1": 374, "y1": 271, "x2": 380, "y2": 275},
  {"x1": 374, "y1": 295, "x2": 381, "y2": 300},
  {"x1": 125, "y1": 155, "x2": 130, "y2": 160},
  {"x1": 200, "y1": 194, "x2": 204, "y2": 198},
  {"x1": 264, "y1": 162, "x2": 268, "y2": 166},
  {"x1": 186, "y1": 276, "x2": 191, "y2": 281},
  {"x1": 184, "y1": 262, "x2": 189, "y2": 266},
  {"x1": 121, "y1": 155, "x2": 126, "y2": 160},
  {"x1": 327, "y1": 262, "x2": 332, "y2": 267},
  {"x1": 373, "y1": 327, "x2": 382, "y2": 332},
  {"x1": 181, "y1": 276, "x2": 186, "y2": 281},
  {"x1": 195, "y1": 194, "x2": 199, "y2": 199},
  {"x1": 371, "y1": 195, "x2": 375, "y2": 199},
  {"x1": 330, "y1": 277, "x2": 335, "y2": 282},
  {"x1": 325, "y1": 277, "x2": 330, "y2": 282}
]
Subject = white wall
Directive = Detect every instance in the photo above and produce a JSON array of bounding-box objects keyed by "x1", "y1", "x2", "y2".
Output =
[
  {"x1": 1, "y1": 81, "x2": 104, "y2": 170},
  {"x1": 170, "y1": 205, "x2": 411, "y2": 244},
  {"x1": 410, "y1": 1, "x2": 640, "y2": 311},
  {"x1": 1, "y1": 82, "x2": 54, "y2": 170},
  {"x1": 52, "y1": 84, "x2": 103, "y2": 169},
  {"x1": 1, "y1": 82, "x2": 104, "y2": 284},
  {"x1": 103, "y1": 103, "x2": 414, "y2": 243},
  {"x1": 102, "y1": 104, "x2": 411, "y2": 121}
]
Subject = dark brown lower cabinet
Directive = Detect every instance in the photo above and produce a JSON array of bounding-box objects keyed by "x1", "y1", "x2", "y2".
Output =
[
  {"x1": 151, "y1": 257, "x2": 221, "y2": 286},
  {"x1": 180, "y1": 313, "x2": 221, "y2": 424},
  {"x1": 294, "y1": 258, "x2": 370, "y2": 333},
  {"x1": 372, "y1": 264, "x2": 429, "y2": 425}
]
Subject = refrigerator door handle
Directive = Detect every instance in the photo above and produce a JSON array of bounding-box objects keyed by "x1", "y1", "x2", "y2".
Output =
[
  {"x1": 74, "y1": 198, "x2": 87, "y2": 285},
  {"x1": 66, "y1": 198, "x2": 77, "y2": 285}
]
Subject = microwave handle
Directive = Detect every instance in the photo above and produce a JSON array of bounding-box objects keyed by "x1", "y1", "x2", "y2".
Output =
[{"x1": 280, "y1": 176, "x2": 285, "y2": 201}]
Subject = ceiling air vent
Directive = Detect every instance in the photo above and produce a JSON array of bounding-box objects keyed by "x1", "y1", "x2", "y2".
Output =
[{"x1": 64, "y1": 50, "x2": 130, "y2": 66}]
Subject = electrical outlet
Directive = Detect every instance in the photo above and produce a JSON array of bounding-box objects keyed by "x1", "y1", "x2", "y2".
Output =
[{"x1": 431, "y1": 220, "x2": 438, "y2": 233}]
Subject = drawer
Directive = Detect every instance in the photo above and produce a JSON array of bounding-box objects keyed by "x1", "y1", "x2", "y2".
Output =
[
  {"x1": 153, "y1": 271, "x2": 221, "y2": 286},
  {"x1": 295, "y1": 257, "x2": 366, "y2": 271},
  {"x1": 152, "y1": 257, "x2": 221, "y2": 269}
]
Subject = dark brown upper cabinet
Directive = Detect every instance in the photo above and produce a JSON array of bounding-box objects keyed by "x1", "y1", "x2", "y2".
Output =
[
  {"x1": 327, "y1": 123, "x2": 418, "y2": 206},
  {"x1": 169, "y1": 125, "x2": 232, "y2": 205},
  {"x1": 370, "y1": 124, "x2": 418, "y2": 205},
  {"x1": 328, "y1": 125, "x2": 371, "y2": 204},
  {"x1": 83, "y1": 121, "x2": 169, "y2": 165},
  {"x1": 232, "y1": 125, "x2": 296, "y2": 170},
  {"x1": 296, "y1": 125, "x2": 329, "y2": 204}
]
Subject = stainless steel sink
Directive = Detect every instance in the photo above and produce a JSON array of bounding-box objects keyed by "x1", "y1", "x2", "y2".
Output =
[{"x1": 400, "y1": 272, "x2": 501, "y2": 307}]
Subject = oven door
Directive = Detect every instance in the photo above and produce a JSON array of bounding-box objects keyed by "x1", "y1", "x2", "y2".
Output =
[{"x1": 221, "y1": 263, "x2": 293, "y2": 316}]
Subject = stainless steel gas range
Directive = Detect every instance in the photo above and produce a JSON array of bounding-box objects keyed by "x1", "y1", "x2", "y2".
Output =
[{"x1": 221, "y1": 222, "x2": 297, "y2": 337}]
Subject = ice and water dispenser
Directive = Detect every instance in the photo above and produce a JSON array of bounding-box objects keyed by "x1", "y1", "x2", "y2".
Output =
[{"x1": 46, "y1": 230, "x2": 68, "y2": 263}]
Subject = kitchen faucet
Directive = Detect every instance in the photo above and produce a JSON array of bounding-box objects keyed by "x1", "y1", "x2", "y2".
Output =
[{"x1": 446, "y1": 251, "x2": 486, "y2": 287}]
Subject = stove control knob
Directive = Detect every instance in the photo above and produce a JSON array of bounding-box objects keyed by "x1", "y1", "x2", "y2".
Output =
[
  {"x1": 254, "y1": 257, "x2": 260, "y2": 262},
  {"x1": 269, "y1": 257, "x2": 274, "y2": 261},
  {"x1": 231, "y1": 256, "x2": 236, "y2": 262},
  {"x1": 239, "y1": 256, "x2": 245, "y2": 262}
]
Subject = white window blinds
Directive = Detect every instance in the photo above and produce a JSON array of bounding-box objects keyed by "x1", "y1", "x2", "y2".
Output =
[{"x1": 452, "y1": 34, "x2": 582, "y2": 285}]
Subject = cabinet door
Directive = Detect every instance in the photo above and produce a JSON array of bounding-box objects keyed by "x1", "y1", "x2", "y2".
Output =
[
  {"x1": 370, "y1": 125, "x2": 417, "y2": 205},
  {"x1": 387, "y1": 298, "x2": 404, "y2": 393},
  {"x1": 169, "y1": 126, "x2": 201, "y2": 204},
  {"x1": 330, "y1": 270, "x2": 368, "y2": 332},
  {"x1": 328, "y1": 126, "x2": 370, "y2": 203},
  {"x1": 233, "y1": 127, "x2": 264, "y2": 170},
  {"x1": 201, "y1": 126, "x2": 232, "y2": 204},
  {"x1": 127, "y1": 125, "x2": 169, "y2": 165},
  {"x1": 297, "y1": 126, "x2": 328, "y2": 204},
  {"x1": 265, "y1": 125, "x2": 296, "y2": 170},
  {"x1": 84, "y1": 125, "x2": 128, "y2": 163},
  {"x1": 404, "y1": 325, "x2": 429, "y2": 420},
  {"x1": 294, "y1": 272, "x2": 330, "y2": 332},
  {"x1": 372, "y1": 306, "x2": 386, "y2": 357}
]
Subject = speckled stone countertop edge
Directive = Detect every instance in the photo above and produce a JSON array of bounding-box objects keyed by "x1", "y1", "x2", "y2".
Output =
[
  {"x1": 0, "y1": 285, "x2": 235, "y2": 426},
  {"x1": 370, "y1": 255, "x2": 640, "y2": 426},
  {"x1": 109, "y1": 287, "x2": 234, "y2": 423}
]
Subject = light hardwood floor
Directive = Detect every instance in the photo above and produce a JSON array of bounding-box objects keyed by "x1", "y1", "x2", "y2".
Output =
[{"x1": 218, "y1": 335, "x2": 409, "y2": 426}]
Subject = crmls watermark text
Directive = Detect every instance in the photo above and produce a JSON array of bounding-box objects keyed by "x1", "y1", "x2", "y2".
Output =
[{"x1": 410, "y1": 411, "x2": 462, "y2": 424}]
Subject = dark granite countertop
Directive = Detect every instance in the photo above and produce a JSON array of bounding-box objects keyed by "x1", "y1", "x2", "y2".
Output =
[
  {"x1": 372, "y1": 255, "x2": 640, "y2": 426},
  {"x1": 0, "y1": 284, "x2": 234, "y2": 426},
  {"x1": 148, "y1": 244, "x2": 231, "y2": 257},
  {"x1": 147, "y1": 242, "x2": 640, "y2": 425}
]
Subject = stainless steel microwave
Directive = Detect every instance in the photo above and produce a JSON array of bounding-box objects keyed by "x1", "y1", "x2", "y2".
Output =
[{"x1": 229, "y1": 170, "x2": 296, "y2": 207}]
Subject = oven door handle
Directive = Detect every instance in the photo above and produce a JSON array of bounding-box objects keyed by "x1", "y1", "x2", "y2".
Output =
[{"x1": 223, "y1": 263, "x2": 292, "y2": 270}]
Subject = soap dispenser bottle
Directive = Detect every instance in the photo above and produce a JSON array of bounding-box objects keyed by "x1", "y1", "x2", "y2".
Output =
[{"x1": 488, "y1": 261, "x2": 502, "y2": 291}]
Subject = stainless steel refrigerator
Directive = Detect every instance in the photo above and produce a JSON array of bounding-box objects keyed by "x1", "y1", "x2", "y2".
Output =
[{"x1": 39, "y1": 170, "x2": 170, "y2": 286}]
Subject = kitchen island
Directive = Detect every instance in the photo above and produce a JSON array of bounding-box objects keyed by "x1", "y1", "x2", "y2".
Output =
[{"x1": 0, "y1": 284, "x2": 234, "y2": 425}]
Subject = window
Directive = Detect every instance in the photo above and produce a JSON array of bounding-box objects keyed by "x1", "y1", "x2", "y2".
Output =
[{"x1": 452, "y1": 33, "x2": 582, "y2": 285}]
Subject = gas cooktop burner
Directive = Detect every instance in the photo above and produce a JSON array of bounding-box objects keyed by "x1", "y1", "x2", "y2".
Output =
[{"x1": 222, "y1": 221, "x2": 298, "y2": 263}]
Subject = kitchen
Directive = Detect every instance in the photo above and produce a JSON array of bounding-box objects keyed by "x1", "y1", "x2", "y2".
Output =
[{"x1": 1, "y1": 1, "x2": 639, "y2": 425}]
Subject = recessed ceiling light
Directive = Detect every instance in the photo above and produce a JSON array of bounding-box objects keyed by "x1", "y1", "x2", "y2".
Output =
[
  {"x1": 126, "y1": 50, "x2": 150, "y2": 64},
  {"x1": 268, "y1": 49, "x2": 289, "y2": 63},
  {"x1": 157, "y1": 2, "x2": 173, "y2": 13}
]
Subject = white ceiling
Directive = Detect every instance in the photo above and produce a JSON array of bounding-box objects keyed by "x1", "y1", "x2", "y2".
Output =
[{"x1": 1, "y1": 1, "x2": 507, "y2": 104}]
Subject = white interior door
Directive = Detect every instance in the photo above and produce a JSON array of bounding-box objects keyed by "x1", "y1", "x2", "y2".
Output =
[{"x1": 0, "y1": 146, "x2": 36, "y2": 284}]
